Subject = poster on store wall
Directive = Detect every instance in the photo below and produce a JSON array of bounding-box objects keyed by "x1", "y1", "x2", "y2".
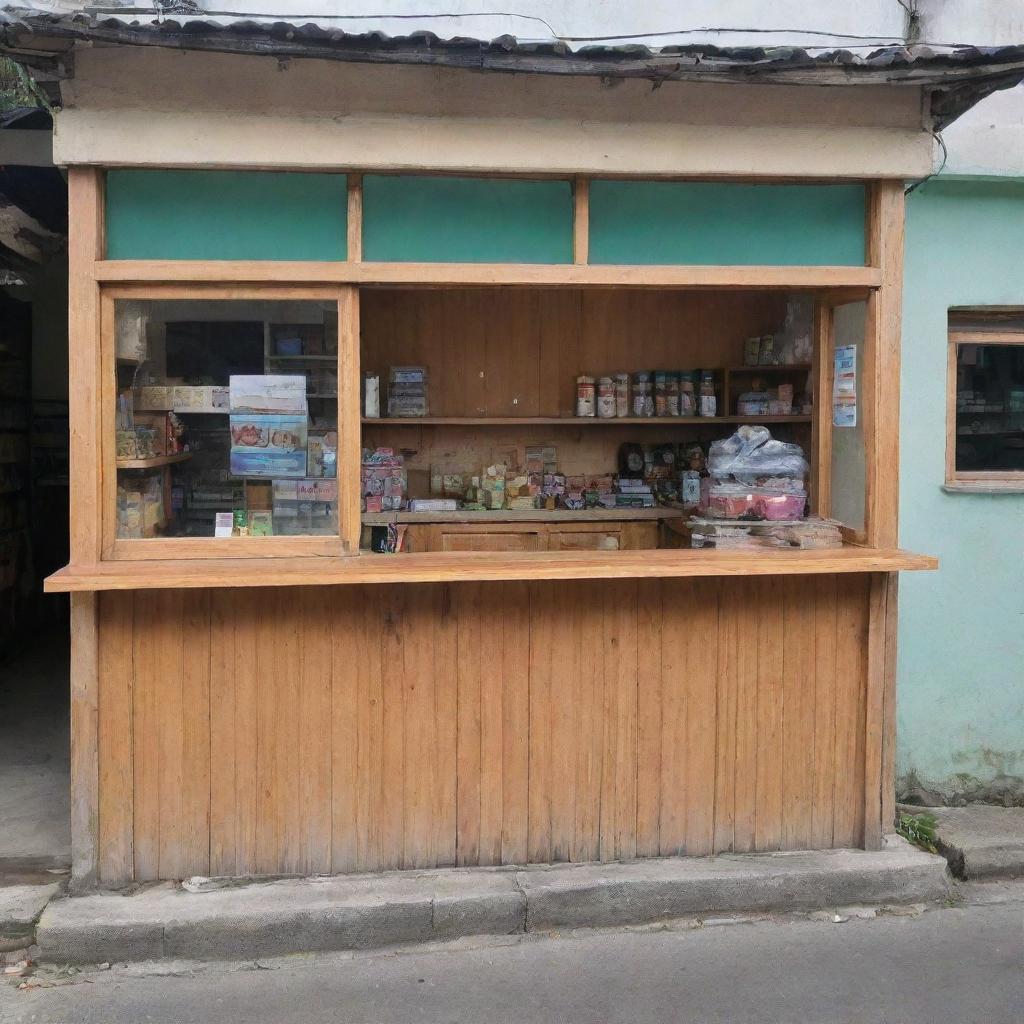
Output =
[{"x1": 832, "y1": 344, "x2": 857, "y2": 428}]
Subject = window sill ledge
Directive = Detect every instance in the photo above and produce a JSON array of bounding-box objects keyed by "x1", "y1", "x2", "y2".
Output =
[
  {"x1": 45, "y1": 547, "x2": 938, "y2": 593},
  {"x1": 943, "y1": 482, "x2": 1024, "y2": 495}
]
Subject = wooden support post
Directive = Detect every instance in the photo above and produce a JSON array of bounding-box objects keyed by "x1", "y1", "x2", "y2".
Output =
[
  {"x1": 338, "y1": 285, "x2": 362, "y2": 554},
  {"x1": 347, "y1": 173, "x2": 363, "y2": 263},
  {"x1": 573, "y1": 176, "x2": 589, "y2": 265},
  {"x1": 69, "y1": 591, "x2": 100, "y2": 890},
  {"x1": 67, "y1": 167, "x2": 105, "y2": 565},
  {"x1": 864, "y1": 181, "x2": 905, "y2": 549},
  {"x1": 811, "y1": 301, "x2": 834, "y2": 518}
]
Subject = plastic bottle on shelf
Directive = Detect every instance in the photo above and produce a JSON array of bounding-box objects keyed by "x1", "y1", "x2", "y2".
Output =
[
  {"x1": 576, "y1": 375, "x2": 596, "y2": 417},
  {"x1": 698, "y1": 371, "x2": 718, "y2": 417}
]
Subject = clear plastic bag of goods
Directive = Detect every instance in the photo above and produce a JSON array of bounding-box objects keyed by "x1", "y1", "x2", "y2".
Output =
[
  {"x1": 707, "y1": 425, "x2": 808, "y2": 483},
  {"x1": 703, "y1": 483, "x2": 807, "y2": 521}
]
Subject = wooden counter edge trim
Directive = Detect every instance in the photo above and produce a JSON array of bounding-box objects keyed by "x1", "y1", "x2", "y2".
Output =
[
  {"x1": 45, "y1": 548, "x2": 939, "y2": 593},
  {"x1": 93, "y1": 260, "x2": 882, "y2": 291}
]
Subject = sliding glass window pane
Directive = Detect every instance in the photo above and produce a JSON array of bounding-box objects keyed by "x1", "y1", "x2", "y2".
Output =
[
  {"x1": 113, "y1": 299, "x2": 338, "y2": 539},
  {"x1": 955, "y1": 342, "x2": 1024, "y2": 473}
]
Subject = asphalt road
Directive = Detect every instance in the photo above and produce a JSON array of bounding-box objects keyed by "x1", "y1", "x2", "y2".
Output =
[{"x1": 3, "y1": 885, "x2": 1022, "y2": 1024}]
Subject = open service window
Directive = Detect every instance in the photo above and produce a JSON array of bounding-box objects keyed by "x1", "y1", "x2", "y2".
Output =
[
  {"x1": 947, "y1": 314, "x2": 1024, "y2": 491},
  {"x1": 102, "y1": 286, "x2": 360, "y2": 558}
]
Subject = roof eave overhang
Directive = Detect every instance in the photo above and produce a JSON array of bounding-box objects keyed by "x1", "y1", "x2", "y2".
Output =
[{"x1": 3, "y1": 16, "x2": 1024, "y2": 129}]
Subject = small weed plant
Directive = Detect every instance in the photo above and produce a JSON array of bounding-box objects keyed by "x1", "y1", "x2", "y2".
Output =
[{"x1": 896, "y1": 812, "x2": 938, "y2": 853}]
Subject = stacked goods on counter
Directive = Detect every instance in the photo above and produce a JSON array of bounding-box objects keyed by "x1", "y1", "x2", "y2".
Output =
[
  {"x1": 361, "y1": 447, "x2": 406, "y2": 512},
  {"x1": 701, "y1": 425, "x2": 808, "y2": 521},
  {"x1": 116, "y1": 472, "x2": 165, "y2": 538},
  {"x1": 387, "y1": 366, "x2": 428, "y2": 417},
  {"x1": 688, "y1": 517, "x2": 843, "y2": 550}
]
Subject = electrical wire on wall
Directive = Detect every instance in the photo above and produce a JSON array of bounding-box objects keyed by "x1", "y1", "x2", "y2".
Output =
[
  {"x1": 905, "y1": 131, "x2": 948, "y2": 196},
  {"x1": 85, "y1": 7, "x2": 973, "y2": 50}
]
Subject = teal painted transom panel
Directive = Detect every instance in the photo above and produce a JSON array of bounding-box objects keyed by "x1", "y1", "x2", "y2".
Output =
[
  {"x1": 106, "y1": 170, "x2": 348, "y2": 260},
  {"x1": 588, "y1": 181, "x2": 866, "y2": 266},
  {"x1": 362, "y1": 175, "x2": 574, "y2": 264}
]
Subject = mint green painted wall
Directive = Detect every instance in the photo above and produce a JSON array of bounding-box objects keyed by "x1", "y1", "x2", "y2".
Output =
[
  {"x1": 362, "y1": 175, "x2": 573, "y2": 263},
  {"x1": 106, "y1": 170, "x2": 348, "y2": 260},
  {"x1": 588, "y1": 181, "x2": 866, "y2": 266},
  {"x1": 899, "y1": 178, "x2": 1024, "y2": 797}
]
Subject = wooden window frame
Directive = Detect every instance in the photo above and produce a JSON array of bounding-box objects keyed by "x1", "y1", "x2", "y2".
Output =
[
  {"x1": 100, "y1": 282, "x2": 361, "y2": 560},
  {"x1": 64, "y1": 167, "x2": 906, "y2": 582},
  {"x1": 946, "y1": 329, "x2": 1024, "y2": 491}
]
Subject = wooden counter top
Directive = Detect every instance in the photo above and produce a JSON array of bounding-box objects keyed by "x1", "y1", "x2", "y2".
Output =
[{"x1": 45, "y1": 547, "x2": 937, "y2": 593}]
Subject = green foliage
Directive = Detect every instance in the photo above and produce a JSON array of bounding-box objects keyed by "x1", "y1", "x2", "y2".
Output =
[
  {"x1": 0, "y1": 57, "x2": 44, "y2": 112},
  {"x1": 897, "y1": 812, "x2": 939, "y2": 853}
]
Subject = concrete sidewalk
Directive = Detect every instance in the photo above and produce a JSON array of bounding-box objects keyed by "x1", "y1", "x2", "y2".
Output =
[
  {"x1": 908, "y1": 805, "x2": 1024, "y2": 880},
  {"x1": 35, "y1": 838, "x2": 948, "y2": 964}
]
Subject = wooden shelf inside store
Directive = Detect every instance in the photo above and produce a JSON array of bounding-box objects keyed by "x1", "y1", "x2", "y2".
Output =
[
  {"x1": 116, "y1": 452, "x2": 192, "y2": 470},
  {"x1": 362, "y1": 507, "x2": 683, "y2": 526},
  {"x1": 363, "y1": 415, "x2": 812, "y2": 426}
]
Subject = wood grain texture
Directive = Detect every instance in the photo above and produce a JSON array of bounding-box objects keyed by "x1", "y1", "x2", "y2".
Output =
[
  {"x1": 46, "y1": 547, "x2": 937, "y2": 593},
  {"x1": 95, "y1": 259, "x2": 882, "y2": 292},
  {"x1": 91, "y1": 574, "x2": 876, "y2": 882},
  {"x1": 864, "y1": 181, "x2": 904, "y2": 548},
  {"x1": 68, "y1": 168, "x2": 104, "y2": 565}
]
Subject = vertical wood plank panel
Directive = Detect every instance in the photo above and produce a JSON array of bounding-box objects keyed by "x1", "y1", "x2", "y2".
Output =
[
  {"x1": 456, "y1": 583, "x2": 484, "y2": 866},
  {"x1": 732, "y1": 580, "x2": 760, "y2": 854},
  {"x1": 403, "y1": 586, "x2": 438, "y2": 868},
  {"x1": 658, "y1": 579, "x2": 690, "y2": 855},
  {"x1": 156, "y1": 590, "x2": 185, "y2": 880},
  {"x1": 881, "y1": 573, "x2": 900, "y2": 837},
  {"x1": 255, "y1": 591, "x2": 281, "y2": 874},
  {"x1": 833, "y1": 574, "x2": 868, "y2": 847},
  {"x1": 352, "y1": 586, "x2": 386, "y2": 872},
  {"x1": 573, "y1": 585, "x2": 604, "y2": 862},
  {"x1": 279, "y1": 595, "x2": 303, "y2": 874},
  {"x1": 299, "y1": 587, "x2": 333, "y2": 874},
  {"x1": 548, "y1": 592, "x2": 579, "y2": 862},
  {"x1": 635, "y1": 580, "x2": 663, "y2": 858},
  {"x1": 329, "y1": 586, "x2": 359, "y2": 873},
  {"x1": 601, "y1": 580, "x2": 638, "y2": 862},
  {"x1": 811, "y1": 575, "x2": 839, "y2": 849},
  {"x1": 96, "y1": 591, "x2": 133, "y2": 885},
  {"x1": 95, "y1": 575, "x2": 877, "y2": 882},
  {"x1": 781, "y1": 577, "x2": 816, "y2": 851},
  {"x1": 684, "y1": 579, "x2": 719, "y2": 856},
  {"x1": 232, "y1": 591, "x2": 259, "y2": 876},
  {"x1": 477, "y1": 595, "x2": 504, "y2": 866},
  {"x1": 380, "y1": 588, "x2": 406, "y2": 870},
  {"x1": 754, "y1": 577, "x2": 785, "y2": 851},
  {"x1": 527, "y1": 582, "x2": 555, "y2": 863},
  {"x1": 131, "y1": 594, "x2": 160, "y2": 880},
  {"x1": 713, "y1": 579, "x2": 740, "y2": 853},
  {"x1": 433, "y1": 585, "x2": 459, "y2": 867},
  {"x1": 208, "y1": 590, "x2": 237, "y2": 876},
  {"x1": 863, "y1": 575, "x2": 888, "y2": 851},
  {"x1": 180, "y1": 589, "x2": 211, "y2": 877},
  {"x1": 501, "y1": 582, "x2": 530, "y2": 864}
]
